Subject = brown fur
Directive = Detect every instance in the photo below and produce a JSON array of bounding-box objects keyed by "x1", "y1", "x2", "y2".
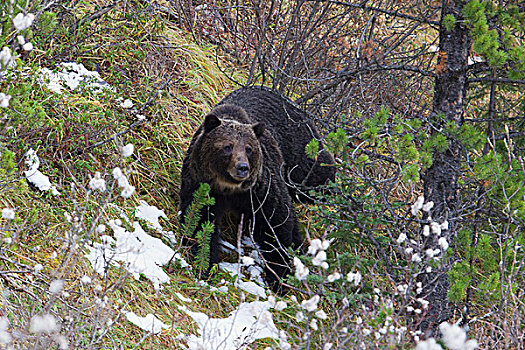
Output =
[
  {"x1": 179, "y1": 88, "x2": 335, "y2": 292},
  {"x1": 187, "y1": 112, "x2": 264, "y2": 194}
]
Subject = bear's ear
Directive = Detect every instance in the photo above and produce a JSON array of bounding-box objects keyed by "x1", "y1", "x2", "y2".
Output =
[
  {"x1": 203, "y1": 114, "x2": 221, "y2": 133},
  {"x1": 253, "y1": 122, "x2": 265, "y2": 138}
]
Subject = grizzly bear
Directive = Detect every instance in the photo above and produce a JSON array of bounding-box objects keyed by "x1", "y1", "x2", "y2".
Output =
[{"x1": 179, "y1": 86, "x2": 335, "y2": 291}]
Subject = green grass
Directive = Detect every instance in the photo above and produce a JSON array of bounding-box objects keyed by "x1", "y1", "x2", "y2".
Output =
[
  {"x1": 0, "y1": 1, "x2": 268, "y2": 348},
  {"x1": 4, "y1": 1, "x2": 437, "y2": 349}
]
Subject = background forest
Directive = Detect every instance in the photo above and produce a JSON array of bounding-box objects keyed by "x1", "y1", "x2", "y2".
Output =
[{"x1": 0, "y1": 0, "x2": 523, "y2": 349}]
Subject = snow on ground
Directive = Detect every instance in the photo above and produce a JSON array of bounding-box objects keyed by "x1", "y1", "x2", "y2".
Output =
[
  {"x1": 218, "y1": 239, "x2": 268, "y2": 299},
  {"x1": 219, "y1": 239, "x2": 239, "y2": 254},
  {"x1": 86, "y1": 220, "x2": 174, "y2": 291},
  {"x1": 108, "y1": 203, "x2": 132, "y2": 225},
  {"x1": 135, "y1": 200, "x2": 178, "y2": 245},
  {"x1": 235, "y1": 280, "x2": 267, "y2": 299},
  {"x1": 179, "y1": 234, "x2": 281, "y2": 347},
  {"x1": 173, "y1": 252, "x2": 191, "y2": 269},
  {"x1": 219, "y1": 262, "x2": 245, "y2": 278},
  {"x1": 175, "y1": 292, "x2": 193, "y2": 303},
  {"x1": 135, "y1": 200, "x2": 168, "y2": 231},
  {"x1": 219, "y1": 262, "x2": 267, "y2": 299},
  {"x1": 39, "y1": 62, "x2": 113, "y2": 94},
  {"x1": 246, "y1": 264, "x2": 265, "y2": 285},
  {"x1": 24, "y1": 149, "x2": 60, "y2": 195},
  {"x1": 198, "y1": 280, "x2": 230, "y2": 293},
  {"x1": 85, "y1": 201, "x2": 281, "y2": 345},
  {"x1": 135, "y1": 200, "x2": 168, "y2": 232},
  {"x1": 85, "y1": 202, "x2": 180, "y2": 334},
  {"x1": 178, "y1": 300, "x2": 280, "y2": 350},
  {"x1": 124, "y1": 312, "x2": 170, "y2": 334}
]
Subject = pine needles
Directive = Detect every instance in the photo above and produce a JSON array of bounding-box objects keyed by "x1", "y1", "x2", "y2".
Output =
[{"x1": 181, "y1": 183, "x2": 215, "y2": 277}]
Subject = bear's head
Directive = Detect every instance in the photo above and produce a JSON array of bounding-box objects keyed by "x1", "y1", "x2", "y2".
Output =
[{"x1": 197, "y1": 108, "x2": 265, "y2": 192}]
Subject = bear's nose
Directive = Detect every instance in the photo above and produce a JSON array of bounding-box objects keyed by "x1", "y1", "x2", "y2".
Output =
[{"x1": 236, "y1": 163, "x2": 250, "y2": 178}]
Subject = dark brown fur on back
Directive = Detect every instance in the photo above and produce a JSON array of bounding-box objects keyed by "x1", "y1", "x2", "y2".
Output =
[{"x1": 219, "y1": 86, "x2": 336, "y2": 194}]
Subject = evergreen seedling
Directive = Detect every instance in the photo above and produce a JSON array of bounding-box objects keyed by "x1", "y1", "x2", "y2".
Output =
[{"x1": 181, "y1": 183, "x2": 215, "y2": 277}]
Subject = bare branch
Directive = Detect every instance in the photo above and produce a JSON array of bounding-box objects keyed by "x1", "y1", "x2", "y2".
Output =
[
  {"x1": 468, "y1": 77, "x2": 525, "y2": 85},
  {"x1": 306, "y1": 0, "x2": 441, "y2": 25}
]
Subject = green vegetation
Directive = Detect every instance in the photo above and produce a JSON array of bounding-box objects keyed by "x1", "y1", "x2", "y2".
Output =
[
  {"x1": 1, "y1": 0, "x2": 523, "y2": 348},
  {"x1": 182, "y1": 183, "x2": 215, "y2": 277}
]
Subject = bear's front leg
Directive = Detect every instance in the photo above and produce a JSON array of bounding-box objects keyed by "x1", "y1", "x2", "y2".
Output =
[
  {"x1": 207, "y1": 210, "x2": 223, "y2": 266},
  {"x1": 254, "y1": 202, "x2": 300, "y2": 293}
]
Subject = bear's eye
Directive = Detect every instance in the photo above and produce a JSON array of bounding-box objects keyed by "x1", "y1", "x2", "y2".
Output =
[
  {"x1": 223, "y1": 145, "x2": 233, "y2": 154},
  {"x1": 245, "y1": 146, "x2": 252, "y2": 155}
]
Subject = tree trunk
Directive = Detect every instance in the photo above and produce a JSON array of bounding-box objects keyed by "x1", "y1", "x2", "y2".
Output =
[{"x1": 420, "y1": 0, "x2": 471, "y2": 333}]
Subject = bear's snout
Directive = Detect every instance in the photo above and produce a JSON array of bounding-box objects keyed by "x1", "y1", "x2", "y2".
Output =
[{"x1": 235, "y1": 162, "x2": 250, "y2": 178}]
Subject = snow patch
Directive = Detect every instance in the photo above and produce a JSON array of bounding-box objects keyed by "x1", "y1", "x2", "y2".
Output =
[
  {"x1": 124, "y1": 312, "x2": 169, "y2": 334},
  {"x1": 219, "y1": 239, "x2": 238, "y2": 254},
  {"x1": 468, "y1": 56, "x2": 484, "y2": 65},
  {"x1": 219, "y1": 262, "x2": 267, "y2": 299},
  {"x1": 216, "y1": 237, "x2": 269, "y2": 298},
  {"x1": 219, "y1": 262, "x2": 244, "y2": 278},
  {"x1": 135, "y1": 200, "x2": 168, "y2": 231},
  {"x1": 210, "y1": 285, "x2": 229, "y2": 293},
  {"x1": 175, "y1": 292, "x2": 193, "y2": 303},
  {"x1": 108, "y1": 203, "x2": 132, "y2": 225},
  {"x1": 39, "y1": 62, "x2": 112, "y2": 94},
  {"x1": 179, "y1": 300, "x2": 279, "y2": 350},
  {"x1": 235, "y1": 280, "x2": 267, "y2": 299},
  {"x1": 86, "y1": 220, "x2": 174, "y2": 290},
  {"x1": 246, "y1": 264, "x2": 265, "y2": 286},
  {"x1": 134, "y1": 200, "x2": 177, "y2": 246},
  {"x1": 197, "y1": 280, "x2": 229, "y2": 293},
  {"x1": 174, "y1": 252, "x2": 191, "y2": 268},
  {"x1": 241, "y1": 236, "x2": 257, "y2": 249},
  {"x1": 120, "y1": 99, "x2": 134, "y2": 108},
  {"x1": 24, "y1": 149, "x2": 60, "y2": 195}
]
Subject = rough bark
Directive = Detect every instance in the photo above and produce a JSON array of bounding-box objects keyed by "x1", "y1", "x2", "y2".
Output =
[{"x1": 420, "y1": 0, "x2": 471, "y2": 333}]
